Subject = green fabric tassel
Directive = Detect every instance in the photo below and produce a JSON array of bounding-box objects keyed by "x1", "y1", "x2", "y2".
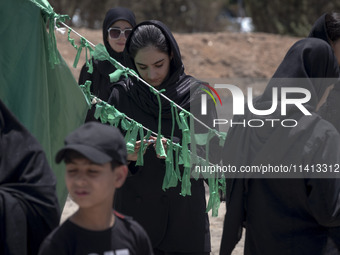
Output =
[
  {"x1": 136, "y1": 127, "x2": 146, "y2": 166},
  {"x1": 180, "y1": 166, "x2": 192, "y2": 196},
  {"x1": 174, "y1": 144, "x2": 182, "y2": 181},
  {"x1": 179, "y1": 111, "x2": 191, "y2": 168},
  {"x1": 163, "y1": 141, "x2": 178, "y2": 190},
  {"x1": 150, "y1": 87, "x2": 167, "y2": 158},
  {"x1": 93, "y1": 44, "x2": 138, "y2": 82},
  {"x1": 29, "y1": 0, "x2": 69, "y2": 66},
  {"x1": 189, "y1": 114, "x2": 199, "y2": 165},
  {"x1": 125, "y1": 121, "x2": 140, "y2": 154},
  {"x1": 206, "y1": 176, "x2": 221, "y2": 217},
  {"x1": 79, "y1": 80, "x2": 92, "y2": 107}
]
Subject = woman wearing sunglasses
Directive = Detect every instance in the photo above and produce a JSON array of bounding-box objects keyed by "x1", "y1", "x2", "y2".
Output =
[
  {"x1": 79, "y1": 7, "x2": 136, "y2": 122},
  {"x1": 109, "y1": 20, "x2": 219, "y2": 255}
]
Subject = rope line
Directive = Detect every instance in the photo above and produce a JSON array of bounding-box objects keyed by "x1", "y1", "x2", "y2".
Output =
[{"x1": 58, "y1": 21, "x2": 222, "y2": 138}]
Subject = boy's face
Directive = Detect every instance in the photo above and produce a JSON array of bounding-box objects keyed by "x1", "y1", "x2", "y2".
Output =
[{"x1": 65, "y1": 157, "x2": 126, "y2": 209}]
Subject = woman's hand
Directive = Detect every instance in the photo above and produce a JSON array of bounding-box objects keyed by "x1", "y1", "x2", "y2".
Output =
[
  {"x1": 148, "y1": 136, "x2": 168, "y2": 159},
  {"x1": 127, "y1": 139, "x2": 153, "y2": 161}
]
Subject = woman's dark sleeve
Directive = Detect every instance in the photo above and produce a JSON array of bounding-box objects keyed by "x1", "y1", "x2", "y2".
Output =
[{"x1": 0, "y1": 100, "x2": 60, "y2": 255}]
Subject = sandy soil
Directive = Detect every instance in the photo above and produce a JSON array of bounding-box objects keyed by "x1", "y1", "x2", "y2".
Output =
[{"x1": 56, "y1": 28, "x2": 301, "y2": 255}]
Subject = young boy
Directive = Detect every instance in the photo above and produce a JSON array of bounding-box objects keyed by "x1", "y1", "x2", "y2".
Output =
[{"x1": 39, "y1": 122, "x2": 153, "y2": 255}]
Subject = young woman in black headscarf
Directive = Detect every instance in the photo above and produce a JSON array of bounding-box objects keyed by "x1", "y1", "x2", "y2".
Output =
[
  {"x1": 0, "y1": 99, "x2": 60, "y2": 255},
  {"x1": 78, "y1": 7, "x2": 136, "y2": 122},
  {"x1": 219, "y1": 38, "x2": 340, "y2": 255},
  {"x1": 108, "y1": 20, "x2": 218, "y2": 254}
]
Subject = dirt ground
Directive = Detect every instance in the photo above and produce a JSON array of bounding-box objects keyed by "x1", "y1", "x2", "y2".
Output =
[
  {"x1": 56, "y1": 27, "x2": 300, "y2": 81},
  {"x1": 56, "y1": 28, "x2": 301, "y2": 255}
]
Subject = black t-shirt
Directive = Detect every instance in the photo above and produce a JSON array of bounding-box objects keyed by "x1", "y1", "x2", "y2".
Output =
[{"x1": 38, "y1": 212, "x2": 153, "y2": 255}]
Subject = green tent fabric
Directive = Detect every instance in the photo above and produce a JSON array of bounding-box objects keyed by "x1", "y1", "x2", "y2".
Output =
[{"x1": 0, "y1": 0, "x2": 88, "y2": 205}]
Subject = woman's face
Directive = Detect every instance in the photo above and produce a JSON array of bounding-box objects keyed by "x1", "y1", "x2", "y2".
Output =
[
  {"x1": 107, "y1": 20, "x2": 133, "y2": 53},
  {"x1": 331, "y1": 39, "x2": 340, "y2": 66},
  {"x1": 134, "y1": 46, "x2": 171, "y2": 87}
]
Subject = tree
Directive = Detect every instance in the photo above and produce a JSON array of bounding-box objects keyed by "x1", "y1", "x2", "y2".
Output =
[
  {"x1": 48, "y1": 0, "x2": 227, "y2": 32},
  {"x1": 244, "y1": 0, "x2": 340, "y2": 36}
]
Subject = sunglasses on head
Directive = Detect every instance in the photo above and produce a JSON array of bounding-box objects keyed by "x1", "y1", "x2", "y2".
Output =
[{"x1": 108, "y1": 28, "x2": 133, "y2": 39}]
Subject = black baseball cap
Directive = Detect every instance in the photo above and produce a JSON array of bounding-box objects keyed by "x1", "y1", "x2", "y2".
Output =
[{"x1": 56, "y1": 122, "x2": 127, "y2": 165}]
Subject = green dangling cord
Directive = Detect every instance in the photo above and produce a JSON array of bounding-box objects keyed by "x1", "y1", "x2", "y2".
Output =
[
  {"x1": 189, "y1": 114, "x2": 198, "y2": 165},
  {"x1": 178, "y1": 111, "x2": 192, "y2": 196},
  {"x1": 79, "y1": 80, "x2": 92, "y2": 107},
  {"x1": 149, "y1": 87, "x2": 167, "y2": 158},
  {"x1": 84, "y1": 40, "x2": 94, "y2": 74},
  {"x1": 73, "y1": 37, "x2": 87, "y2": 68},
  {"x1": 68, "y1": 28, "x2": 78, "y2": 50},
  {"x1": 136, "y1": 128, "x2": 150, "y2": 166},
  {"x1": 174, "y1": 144, "x2": 182, "y2": 181},
  {"x1": 162, "y1": 103, "x2": 179, "y2": 190},
  {"x1": 92, "y1": 44, "x2": 138, "y2": 82},
  {"x1": 206, "y1": 176, "x2": 221, "y2": 217},
  {"x1": 124, "y1": 120, "x2": 138, "y2": 153},
  {"x1": 125, "y1": 122, "x2": 140, "y2": 154}
]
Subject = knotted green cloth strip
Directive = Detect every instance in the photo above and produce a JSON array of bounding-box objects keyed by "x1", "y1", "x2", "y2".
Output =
[
  {"x1": 73, "y1": 37, "x2": 86, "y2": 68},
  {"x1": 67, "y1": 29, "x2": 94, "y2": 71},
  {"x1": 92, "y1": 44, "x2": 138, "y2": 82},
  {"x1": 29, "y1": 0, "x2": 69, "y2": 66},
  {"x1": 94, "y1": 101, "x2": 126, "y2": 127},
  {"x1": 174, "y1": 144, "x2": 182, "y2": 181},
  {"x1": 109, "y1": 69, "x2": 129, "y2": 83},
  {"x1": 179, "y1": 111, "x2": 191, "y2": 168},
  {"x1": 218, "y1": 131, "x2": 227, "y2": 147},
  {"x1": 68, "y1": 28, "x2": 78, "y2": 49},
  {"x1": 206, "y1": 176, "x2": 221, "y2": 217},
  {"x1": 136, "y1": 128, "x2": 148, "y2": 166},
  {"x1": 125, "y1": 121, "x2": 140, "y2": 154},
  {"x1": 218, "y1": 174, "x2": 226, "y2": 198},
  {"x1": 163, "y1": 141, "x2": 179, "y2": 190},
  {"x1": 84, "y1": 42, "x2": 94, "y2": 74},
  {"x1": 149, "y1": 87, "x2": 167, "y2": 158},
  {"x1": 79, "y1": 80, "x2": 92, "y2": 107},
  {"x1": 161, "y1": 103, "x2": 180, "y2": 190},
  {"x1": 189, "y1": 114, "x2": 198, "y2": 165},
  {"x1": 205, "y1": 129, "x2": 216, "y2": 167},
  {"x1": 180, "y1": 166, "x2": 192, "y2": 196}
]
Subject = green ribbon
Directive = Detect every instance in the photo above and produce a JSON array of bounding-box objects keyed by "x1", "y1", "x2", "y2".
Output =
[
  {"x1": 149, "y1": 87, "x2": 166, "y2": 158},
  {"x1": 73, "y1": 37, "x2": 86, "y2": 68},
  {"x1": 178, "y1": 111, "x2": 191, "y2": 168},
  {"x1": 180, "y1": 166, "x2": 192, "y2": 196},
  {"x1": 163, "y1": 141, "x2": 179, "y2": 190},
  {"x1": 125, "y1": 121, "x2": 140, "y2": 154},
  {"x1": 189, "y1": 114, "x2": 199, "y2": 165},
  {"x1": 67, "y1": 28, "x2": 78, "y2": 50},
  {"x1": 174, "y1": 144, "x2": 182, "y2": 181},
  {"x1": 94, "y1": 102, "x2": 126, "y2": 127},
  {"x1": 29, "y1": 0, "x2": 69, "y2": 66},
  {"x1": 136, "y1": 128, "x2": 151, "y2": 166},
  {"x1": 206, "y1": 176, "x2": 221, "y2": 217},
  {"x1": 161, "y1": 103, "x2": 180, "y2": 190},
  {"x1": 79, "y1": 80, "x2": 92, "y2": 107},
  {"x1": 93, "y1": 44, "x2": 138, "y2": 82}
]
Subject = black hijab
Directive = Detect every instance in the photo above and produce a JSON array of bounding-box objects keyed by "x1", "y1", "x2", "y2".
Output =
[
  {"x1": 97, "y1": 7, "x2": 136, "y2": 76},
  {"x1": 123, "y1": 20, "x2": 205, "y2": 117},
  {"x1": 0, "y1": 100, "x2": 60, "y2": 255},
  {"x1": 309, "y1": 13, "x2": 331, "y2": 45}
]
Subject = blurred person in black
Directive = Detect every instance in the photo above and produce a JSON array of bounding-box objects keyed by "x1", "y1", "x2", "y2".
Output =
[
  {"x1": 220, "y1": 38, "x2": 340, "y2": 255},
  {"x1": 0, "y1": 99, "x2": 60, "y2": 255}
]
